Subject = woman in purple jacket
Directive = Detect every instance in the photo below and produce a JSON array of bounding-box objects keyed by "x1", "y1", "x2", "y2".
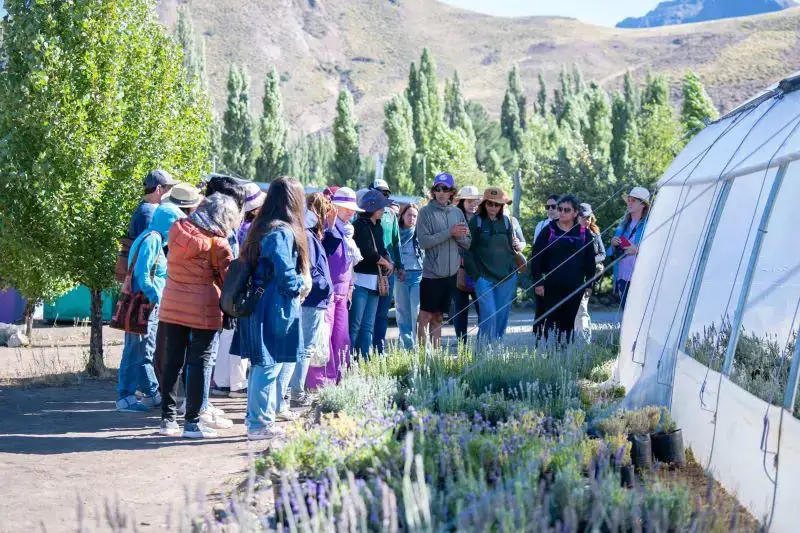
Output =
[{"x1": 305, "y1": 187, "x2": 360, "y2": 389}]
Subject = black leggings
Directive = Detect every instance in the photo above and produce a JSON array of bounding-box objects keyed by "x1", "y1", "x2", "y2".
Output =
[
  {"x1": 535, "y1": 285, "x2": 584, "y2": 343},
  {"x1": 159, "y1": 323, "x2": 216, "y2": 424},
  {"x1": 453, "y1": 288, "x2": 480, "y2": 342}
]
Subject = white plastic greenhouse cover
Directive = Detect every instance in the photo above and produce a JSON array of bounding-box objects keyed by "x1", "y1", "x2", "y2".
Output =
[{"x1": 614, "y1": 74, "x2": 800, "y2": 532}]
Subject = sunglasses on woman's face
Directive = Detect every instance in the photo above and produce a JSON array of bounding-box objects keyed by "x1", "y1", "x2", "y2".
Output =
[
  {"x1": 486, "y1": 201, "x2": 503, "y2": 208},
  {"x1": 558, "y1": 206, "x2": 573, "y2": 213},
  {"x1": 546, "y1": 203, "x2": 557, "y2": 210},
  {"x1": 432, "y1": 186, "x2": 450, "y2": 193}
]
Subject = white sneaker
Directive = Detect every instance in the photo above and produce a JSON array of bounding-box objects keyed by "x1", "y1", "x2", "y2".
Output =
[
  {"x1": 247, "y1": 426, "x2": 283, "y2": 441},
  {"x1": 141, "y1": 392, "x2": 162, "y2": 408},
  {"x1": 183, "y1": 422, "x2": 218, "y2": 439},
  {"x1": 159, "y1": 419, "x2": 180, "y2": 436},
  {"x1": 207, "y1": 402, "x2": 226, "y2": 416},
  {"x1": 276, "y1": 409, "x2": 300, "y2": 422},
  {"x1": 199, "y1": 409, "x2": 234, "y2": 429}
]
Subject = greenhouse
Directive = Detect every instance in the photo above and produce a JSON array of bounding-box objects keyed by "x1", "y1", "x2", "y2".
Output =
[{"x1": 615, "y1": 73, "x2": 800, "y2": 532}]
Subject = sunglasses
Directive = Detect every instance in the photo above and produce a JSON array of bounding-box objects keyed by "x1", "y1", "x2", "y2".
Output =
[
  {"x1": 485, "y1": 200, "x2": 503, "y2": 208},
  {"x1": 557, "y1": 206, "x2": 574, "y2": 213},
  {"x1": 381, "y1": 190, "x2": 390, "y2": 198},
  {"x1": 546, "y1": 203, "x2": 557, "y2": 209},
  {"x1": 432, "y1": 186, "x2": 451, "y2": 193}
]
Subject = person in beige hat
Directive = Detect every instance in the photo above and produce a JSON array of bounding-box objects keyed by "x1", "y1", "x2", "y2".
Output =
[
  {"x1": 461, "y1": 187, "x2": 521, "y2": 341},
  {"x1": 610, "y1": 186, "x2": 651, "y2": 308},
  {"x1": 452, "y1": 184, "x2": 483, "y2": 341}
]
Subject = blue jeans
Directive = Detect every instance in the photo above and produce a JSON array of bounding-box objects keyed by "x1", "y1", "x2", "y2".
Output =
[
  {"x1": 474, "y1": 275, "x2": 517, "y2": 341},
  {"x1": 290, "y1": 306, "x2": 326, "y2": 392},
  {"x1": 349, "y1": 284, "x2": 380, "y2": 358},
  {"x1": 117, "y1": 304, "x2": 160, "y2": 400},
  {"x1": 394, "y1": 270, "x2": 422, "y2": 349},
  {"x1": 372, "y1": 273, "x2": 396, "y2": 355},
  {"x1": 246, "y1": 362, "x2": 289, "y2": 431}
]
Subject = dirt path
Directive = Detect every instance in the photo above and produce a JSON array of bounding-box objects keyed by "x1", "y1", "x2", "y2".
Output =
[{"x1": 0, "y1": 381, "x2": 271, "y2": 532}]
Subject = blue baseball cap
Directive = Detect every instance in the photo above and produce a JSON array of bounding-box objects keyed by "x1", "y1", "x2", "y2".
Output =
[
  {"x1": 432, "y1": 172, "x2": 455, "y2": 190},
  {"x1": 144, "y1": 169, "x2": 177, "y2": 189},
  {"x1": 358, "y1": 189, "x2": 393, "y2": 213}
]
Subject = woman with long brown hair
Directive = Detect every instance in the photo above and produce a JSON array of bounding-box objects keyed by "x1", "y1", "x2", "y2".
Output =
[{"x1": 238, "y1": 176, "x2": 311, "y2": 441}]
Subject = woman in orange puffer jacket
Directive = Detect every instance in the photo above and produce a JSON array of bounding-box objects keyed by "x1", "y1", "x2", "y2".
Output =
[{"x1": 158, "y1": 193, "x2": 239, "y2": 439}]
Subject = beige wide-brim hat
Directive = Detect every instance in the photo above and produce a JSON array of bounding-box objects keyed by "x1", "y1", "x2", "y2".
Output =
[
  {"x1": 623, "y1": 186, "x2": 651, "y2": 205},
  {"x1": 455, "y1": 185, "x2": 482, "y2": 201},
  {"x1": 330, "y1": 187, "x2": 364, "y2": 212},
  {"x1": 243, "y1": 182, "x2": 266, "y2": 212},
  {"x1": 164, "y1": 182, "x2": 203, "y2": 208},
  {"x1": 481, "y1": 187, "x2": 511, "y2": 205}
]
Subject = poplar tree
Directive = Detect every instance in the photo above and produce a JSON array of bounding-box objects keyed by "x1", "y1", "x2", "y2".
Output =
[
  {"x1": 332, "y1": 88, "x2": 361, "y2": 188},
  {"x1": 256, "y1": 68, "x2": 289, "y2": 181},
  {"x1": 222, "y1": 65, "x2": 257, "y2": 178},
  {"x1": 681, "y1": 70, "x2": 718, "y2": 139}
]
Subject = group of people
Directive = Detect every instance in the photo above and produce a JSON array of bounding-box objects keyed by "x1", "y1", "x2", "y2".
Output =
[{"x1": 114, "y1": 167, "x2": 649, "y2": 440}]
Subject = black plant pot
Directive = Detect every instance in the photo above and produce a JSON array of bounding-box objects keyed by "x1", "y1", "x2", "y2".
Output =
[
  {"x1": 620, "y1": 464, "x2": 636, "y2": 488},
  {"x1": 629, "y1": 433, "x2": 653, "y2": 471},
  {"x1": 651, "y1": 429, "x2": 686, "y2": 467},
  {"x1": 538, "y1": 469, "x2": 555, "y2": 491}
]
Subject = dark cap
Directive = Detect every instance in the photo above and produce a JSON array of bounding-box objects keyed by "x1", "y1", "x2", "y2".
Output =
[
  {"x1": 144, "y1": 169, "x2": 177, "y2": 189},
  {"x1": 358, "y1": 189, "x2": 393, "y2": 213}
]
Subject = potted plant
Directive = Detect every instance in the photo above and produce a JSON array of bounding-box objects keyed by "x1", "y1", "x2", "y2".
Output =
[
  {"x1": 651, "y1": 408, "x2": 686, "y2": 467},
  {"x1": 622, "y1": 409, "x2": 654, "y2": 472},
  {"x1": 606, "y1": 433, "x2": 635, "y2": 487}
]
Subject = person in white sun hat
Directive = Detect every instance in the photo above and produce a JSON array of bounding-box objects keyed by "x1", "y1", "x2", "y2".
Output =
[{"x1": 609, "y1": 186, "x2": 651, "y2": 309}]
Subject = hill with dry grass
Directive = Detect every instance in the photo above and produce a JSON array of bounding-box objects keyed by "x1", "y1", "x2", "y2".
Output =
[{"x1": 156, "y1": 0, "x2": 800, "y2": 152}]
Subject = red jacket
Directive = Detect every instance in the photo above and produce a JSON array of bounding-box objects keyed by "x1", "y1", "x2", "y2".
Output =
[{"x1": 159, "y1": 218, "x2": 232, "y2": 331}]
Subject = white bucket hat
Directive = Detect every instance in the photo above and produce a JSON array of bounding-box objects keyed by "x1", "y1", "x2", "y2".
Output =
[
  {"x1": 243, "y1": 182, "x2": 266, "y2": 212},
  {"x1": 624, "y1": 186, "x2": 651, "y2": 205},
  {"x1": 331, "y1": 187, "x2": 364, "y2": 212},
  {"x1": 455, "y1": 185, "x2": 482, "y2": 201}
]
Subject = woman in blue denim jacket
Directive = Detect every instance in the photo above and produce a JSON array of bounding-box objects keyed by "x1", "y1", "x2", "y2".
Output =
[
  {"x1": 607, "y1": 187, "x2": 650, "y2": 309},
  {"x1": 237, "y1": 176, "x2": 311, "y2": 441}
]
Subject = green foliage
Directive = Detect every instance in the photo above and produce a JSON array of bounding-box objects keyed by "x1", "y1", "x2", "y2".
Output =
[
  {"x1": 426, "y1": 123, "x2": 486, "y2": 189},
  {"x1": 0, "y1": 0, "x2": 210, "y2": 370},
  {"x1": 643, "y1": 71, "x2": 669, "y2": 108},
  {"x1": 332, "y1": 88, "x2": 361, "y2": 188},
  {"x1": 611, "y1": 91, "x2": 638, "y2": 180},
  {"x1": 221, "y1": 64, "x2": 257, "y2": 178},
  {"x1": 632, "y1": 100, "x2": 680, "y2": 187},
  {"x1": 256, "y1": 68, "x2": 289, "y2": 181},
  {"x1": 318, "y1": 364, "x2": 399, "y2": 415},
  {"x1": 583, "y1": 83, "x2": 613, "y2": 162},
  {"x1": 537, "y1": 72, "x2": 548, "y2": 117},
  {"x1": 501, "y1": 89, "x2": 524, "y2": 152},
  {"x1": 681, "y1": 70, "x2": 718, "y2": 140},
  {"x1": 467, "y1": 101, "x2": 516, "y2": 178},
  {"x1": 507, "y1": 65, "x2": 528, "y2": 130},
  {"x1": 383, "y1": 93, "x2": 416, "y2": 195},
  {"x1": 288, "y1": 132, "x2": 335, "y2": 186},
  {"x1": 443, "y1": 70, "x2": 475, "y2": 143}
]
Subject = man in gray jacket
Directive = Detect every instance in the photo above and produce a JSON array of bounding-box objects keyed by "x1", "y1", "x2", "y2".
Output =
[{"x1": 416, "y1": 172, "x2": 471, "y2": 348}]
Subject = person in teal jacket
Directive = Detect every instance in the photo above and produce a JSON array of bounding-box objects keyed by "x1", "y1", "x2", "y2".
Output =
[{"x1": 116, "y1": 202, "x2": 187, "y2": 412}]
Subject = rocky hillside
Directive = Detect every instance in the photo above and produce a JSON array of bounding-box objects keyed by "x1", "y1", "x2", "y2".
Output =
[
  {"x1": 156, "y1": 0, "x2": 800, "y2": 152},
  {"x1": 617, "y1": 0, "x2": 796, "y2": 28}
]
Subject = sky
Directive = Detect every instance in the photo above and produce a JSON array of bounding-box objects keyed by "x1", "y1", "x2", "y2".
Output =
[{"x1": 441, "y1": 0, "x2": 661, "y2": 27}]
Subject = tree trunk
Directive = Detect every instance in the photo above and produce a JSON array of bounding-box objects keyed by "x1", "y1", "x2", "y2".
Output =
[
  {"x1": 24, "y1": 299, "x2": 36, "y2": 339},
  {"x1": 86, "y1": 288, "x2": 106, "y2": 376},
  {"x1": 512, "y1": 169, "x2": 522, "y2": 220}
]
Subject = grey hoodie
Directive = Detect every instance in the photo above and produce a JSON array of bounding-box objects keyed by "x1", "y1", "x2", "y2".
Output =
[{"x1": 417, "y1": 201, "x2": 471, "y2": 279}]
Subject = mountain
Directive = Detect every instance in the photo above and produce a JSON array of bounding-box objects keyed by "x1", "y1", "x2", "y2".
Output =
[
  {"x1": 617, "y1": 0, "x2": 796, "y2": 29},
  {"x1": 155, "y1": 0, "x2": 800, "y2": 153}
]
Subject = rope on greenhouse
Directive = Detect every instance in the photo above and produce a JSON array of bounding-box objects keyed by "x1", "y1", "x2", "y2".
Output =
[
  {"x1": 624, "y1": 103, "x2": 764, "y2": 365},
  {"x1": 705, "y1": 107, "x2": 800, "y2": 472}
]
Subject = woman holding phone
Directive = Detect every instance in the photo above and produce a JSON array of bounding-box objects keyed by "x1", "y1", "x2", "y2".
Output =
[{"x1": 609, "y1": 187, "x2": 650, "y2": 309}]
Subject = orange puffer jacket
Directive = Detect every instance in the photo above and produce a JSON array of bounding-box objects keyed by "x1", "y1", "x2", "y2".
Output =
[{"x1": 159, "y1": 218, "x2": 233, "y2": 331}]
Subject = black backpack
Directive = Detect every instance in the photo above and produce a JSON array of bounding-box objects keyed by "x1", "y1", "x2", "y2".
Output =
[{"x1": 220, "y1": 257, "x2": 264, "y2": 318}]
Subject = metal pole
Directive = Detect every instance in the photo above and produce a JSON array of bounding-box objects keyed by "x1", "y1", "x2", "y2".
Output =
[
  {"x1": 722, "y1": 162, "x2": 789, "y2": 376},
  {"x1": 668, "y1": 180, "x2": 732, "y2": 408},
  {"x1": 783, "y1": 326, "x2": 800, "y2": 410}
]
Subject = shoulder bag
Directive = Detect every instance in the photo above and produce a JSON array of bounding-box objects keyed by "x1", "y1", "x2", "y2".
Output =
[{"x1": 110, "y1": 233, "x2": 159, "y2": 335}]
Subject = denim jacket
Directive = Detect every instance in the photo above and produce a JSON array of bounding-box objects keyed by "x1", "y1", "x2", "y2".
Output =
[{"x1": 235, "y1": 225, "x2": 304, "y2": 365}]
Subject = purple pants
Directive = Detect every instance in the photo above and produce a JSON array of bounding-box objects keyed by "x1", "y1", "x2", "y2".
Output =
[{"x1": 305, "y1": 293, "x2": 351, "y2": 389}]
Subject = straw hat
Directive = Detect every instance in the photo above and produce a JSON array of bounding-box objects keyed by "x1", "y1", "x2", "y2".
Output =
[
  {"x1": 330, "y1": 187, "x2": 364, "y2": 212},
  {"x1": 163, "y1": 182, "x2": 203, "y2": 208},
  {"x1": 455, "y1": 185, "x2": 482, "y2": 201},
  {"x1": 482, "y1": 187, "x2": 511, "y2": 205}
]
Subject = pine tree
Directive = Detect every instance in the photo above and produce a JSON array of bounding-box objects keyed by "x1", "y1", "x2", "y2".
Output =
[
  {"x1": 222, "y1": 65, "x2": 257, "y2": 178},
  {"x1": 501, "y1": 89, "x2": 524, "y2": 152},
  {"x1": 610, "y1": 92, "x2": 638, "y2": 181},
  {"x1": 681, "y1": 70, "x2": 718, "y2": 139},
  {"x1": 443, "y1": 71, "x2": 475, "y2": 142},
  {"x1": 256, "y1": 68, "x2": 289, "y2": 181},
  {"x1": 584, "y1": 84, "x2": 613, "y2": 162},
  {"x1": 333, "y1": 88, "x2": 361, "y2": 188},
  {"x1": 571, "y1": 63, "x2": 587, "y2": 95},
  {"x1": 642, "y1": 71, "x2": 669, "y2": 108},
  {"x1": 508, "y1": 65, "x2": 528, "y2": 130},
  {"x1": 384, "y1": 94, "x2": 416, "y2": 195},
  {"x1": 537, "y1": 73, "x2": 548, "y2": 117}
]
